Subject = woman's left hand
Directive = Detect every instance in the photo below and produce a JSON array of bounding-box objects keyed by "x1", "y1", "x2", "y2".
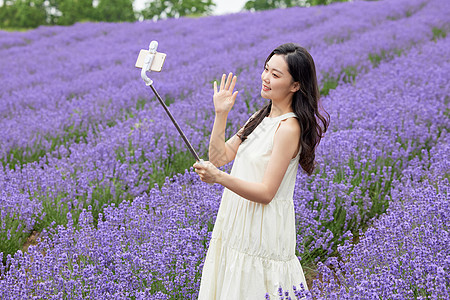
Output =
[{"x1": 193, "y1": 161, "x2": 222, "y2": 184}]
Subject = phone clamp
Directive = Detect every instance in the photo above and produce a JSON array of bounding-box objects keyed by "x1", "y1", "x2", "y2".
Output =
[{"x1": 141, "y1": 41, "x2": 158, "y2": 86}]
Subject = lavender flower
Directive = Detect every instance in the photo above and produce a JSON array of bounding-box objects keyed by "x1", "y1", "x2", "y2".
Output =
[{"x1": 1, "y1": 0, "x2": 449, "y2": 298}]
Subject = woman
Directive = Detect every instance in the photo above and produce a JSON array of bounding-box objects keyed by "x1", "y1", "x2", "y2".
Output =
[{"x1": 193, "y1": 43, "x2": 329, "y2": 299}]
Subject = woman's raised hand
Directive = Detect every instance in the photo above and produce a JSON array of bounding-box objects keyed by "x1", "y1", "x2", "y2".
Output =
[{"x1": 213, "y1": 72, "x2": 238, "y2": 115}]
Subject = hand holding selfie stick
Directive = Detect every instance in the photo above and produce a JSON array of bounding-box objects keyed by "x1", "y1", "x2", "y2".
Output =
[{"x1": 136, "y1": 41, "x2": 208, "y2": 169}]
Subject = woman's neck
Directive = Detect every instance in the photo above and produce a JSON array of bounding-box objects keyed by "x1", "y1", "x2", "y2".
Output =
[{"x1": 268, "y1": 101, "x2": 293, "y2": 118}]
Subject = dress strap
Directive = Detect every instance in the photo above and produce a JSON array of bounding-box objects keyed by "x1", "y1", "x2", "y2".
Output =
[
  {"x1": 277, "y1": 112, "x2": 298, "y2": 121},
  {"x1": 265, "y1": 112, "x2": 298, "y2": 122}
]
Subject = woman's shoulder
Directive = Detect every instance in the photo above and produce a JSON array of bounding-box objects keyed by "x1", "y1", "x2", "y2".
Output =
[{"x1": 277, "y1": 116, "x2": 301, "y2": 137}]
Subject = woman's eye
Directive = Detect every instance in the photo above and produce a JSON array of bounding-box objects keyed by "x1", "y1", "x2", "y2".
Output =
[{"x1": 272, "y1": 73, "x2": 278, "y2": 78}]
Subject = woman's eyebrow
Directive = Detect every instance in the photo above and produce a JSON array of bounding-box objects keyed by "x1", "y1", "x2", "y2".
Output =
[{"x1": 266, "y1": 63, "x2": 284, "y2": 75}]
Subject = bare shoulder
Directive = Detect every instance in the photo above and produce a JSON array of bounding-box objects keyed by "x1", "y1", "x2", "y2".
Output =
[{"x1": 277, "y1": 117, "x2": 301, "y2": 138}]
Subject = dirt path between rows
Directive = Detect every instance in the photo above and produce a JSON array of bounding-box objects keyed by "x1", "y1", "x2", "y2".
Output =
[{"x1": 22, "y1": 230, "x2": 41, "y2": 253}]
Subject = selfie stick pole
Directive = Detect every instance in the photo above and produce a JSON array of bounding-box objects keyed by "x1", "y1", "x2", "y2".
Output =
[{"x1": 140, "y1": 41, "x2": 202, "y2": 162}]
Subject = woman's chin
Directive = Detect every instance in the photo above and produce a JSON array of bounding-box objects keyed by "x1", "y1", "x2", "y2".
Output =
[{"x1": 260, "y1": 90, "x2": 270, "y2": 99}]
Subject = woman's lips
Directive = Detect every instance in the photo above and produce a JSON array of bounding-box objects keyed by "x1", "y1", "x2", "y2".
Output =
[{"x1": 262, "y1": 84, "x2": 271, "y2": 91}]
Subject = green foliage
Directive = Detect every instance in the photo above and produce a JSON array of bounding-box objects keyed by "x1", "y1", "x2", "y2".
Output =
[
  {"x1": 95, "y1": 0, "x2": 135, "y2": 22},
  {"x1": 141, "y1": 0, "x2": 215, "y2": 20},
  {"x1": 310, "y1": 0, "x2": 350, "y2": 5},
  {"x1": 0, "y1": 0, "x2": 46, "y2": 29},
  {"x1": 1, "y1": 124, "x2": 89, "y2": 170},
  {"x1": 298, "y1": 153, "x2": 401, "y2": 267},
  {"x1": 35, "y1": 177, "x2": 132, "y2": 234},
  {"x1": 320, "y1": 77, "x2": 339, "y2": 96},
  {"x1": 0, "y1": 214, "x2": 31, "y2": 264},
  {"x1": 244, "y1": 0, "x2": 351, "y2": 11},
  {"x1": 150, "y1": 148, "x2": 197, "y2": 188},
  {"x1": 368, "y1": 48, "x2": 403, "y2": 68},
  {"x1": 244, "y1": 0, "x2": 290, "y2": 11},
  {"x1": 432, "y1": 27, "x2": 447, "y2": 41},
  {"x1": 54, "y1": 0, "x2": 96, "y2": 25},
  {"x1": 164, "y1": 95, "x2": 176, "y2": 106},
  {"x1": 0, "y1": 0, "x2": 134, "y2": 29},
  {"x1": 368, "y1": 51, "x2": 385, "y2": 68}
]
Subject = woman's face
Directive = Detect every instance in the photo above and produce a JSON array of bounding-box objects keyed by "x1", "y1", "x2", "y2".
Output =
[{"x1": 261, "y1": 54, "x2": 299, "y2": 102}]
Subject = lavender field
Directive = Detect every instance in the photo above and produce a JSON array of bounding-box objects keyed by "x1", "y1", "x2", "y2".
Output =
[{"x1": 0, "y1": 0, "x2": 449, "y2": 298}]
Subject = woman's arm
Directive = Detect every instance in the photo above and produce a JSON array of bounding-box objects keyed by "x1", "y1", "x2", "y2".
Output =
[
  {"x1": 208, "y1": 73, "x2": 240, "y2": 167},
  {"x1": 209, "y1": 113, "x2": 242, "y2": 167},
  {"x1": 210, "y1": 112, "x2": 258, "y2": 167},
  {"x1": 195, "y1": 118, "x2": 300, "y2": 205}
]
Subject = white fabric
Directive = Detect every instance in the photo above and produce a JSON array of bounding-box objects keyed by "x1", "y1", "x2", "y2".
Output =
[{"x1": 198, "y1": 112, "x2": 308, "y2": 300}]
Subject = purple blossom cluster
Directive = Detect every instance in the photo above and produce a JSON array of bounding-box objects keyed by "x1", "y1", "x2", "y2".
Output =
[
  {"x1": 306, "y1": 136, "x2": 450, "y2": 299},
  {"x1": 1, "y1": 0, "x2": 447, "y2": 253},
  {"x1": 291, "y1": 31, "x2": 450, "y2": 263},
  {"x1": 0, "y1": 173, "x2": 43, "y2": 256},
  {"x1": 0, "y1": 0, "x2": 446, "y2": 162},
  {"x1": 1, "y1": 0, "x2": 449, "y2": 298},
  {"x1": 0, "y1": 172, "x2": 221, "y2": 299}
]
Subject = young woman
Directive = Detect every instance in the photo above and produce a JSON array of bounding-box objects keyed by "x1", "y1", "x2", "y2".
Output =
[{"x1": 193, "y1": 43, "x2": 329, "y2": 299}]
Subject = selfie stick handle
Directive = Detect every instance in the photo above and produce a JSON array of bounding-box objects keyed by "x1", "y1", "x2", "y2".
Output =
[{"x1": 141, "y1": 41, "x2": 202, "y2": 163}]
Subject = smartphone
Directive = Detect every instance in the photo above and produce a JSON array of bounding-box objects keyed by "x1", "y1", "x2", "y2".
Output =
[{"x1": 135, "y1": 50, "x2": 166, "y2": 72}]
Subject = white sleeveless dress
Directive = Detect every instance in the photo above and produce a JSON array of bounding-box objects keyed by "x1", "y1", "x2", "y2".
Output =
[{"x1": 198, "y1": 112, "x2": 308, "y2": 300}]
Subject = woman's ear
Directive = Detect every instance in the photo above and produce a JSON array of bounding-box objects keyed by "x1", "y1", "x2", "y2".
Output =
[{"x1": 291, "y1": 82, "x2": 300, "y2": 93}]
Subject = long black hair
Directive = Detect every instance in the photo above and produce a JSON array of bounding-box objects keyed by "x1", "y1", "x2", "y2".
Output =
[{"x1": 237, "y1": 43, "x2": 329, "y2": 175}]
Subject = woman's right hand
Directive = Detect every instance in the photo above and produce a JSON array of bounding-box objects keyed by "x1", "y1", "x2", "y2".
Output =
[{"x1": 213, "y1": 72, "x2": 238, "y2": 115}]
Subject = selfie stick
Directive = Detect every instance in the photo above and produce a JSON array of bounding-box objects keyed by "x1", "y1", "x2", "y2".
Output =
[{"x1": 140, "y1": 41, "x2": 202, "y2": 163}]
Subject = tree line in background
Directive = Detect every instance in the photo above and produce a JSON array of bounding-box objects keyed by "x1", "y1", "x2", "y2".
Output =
[{"x1": 0, "y1": 0, "x2": 351, "y2": 30}]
